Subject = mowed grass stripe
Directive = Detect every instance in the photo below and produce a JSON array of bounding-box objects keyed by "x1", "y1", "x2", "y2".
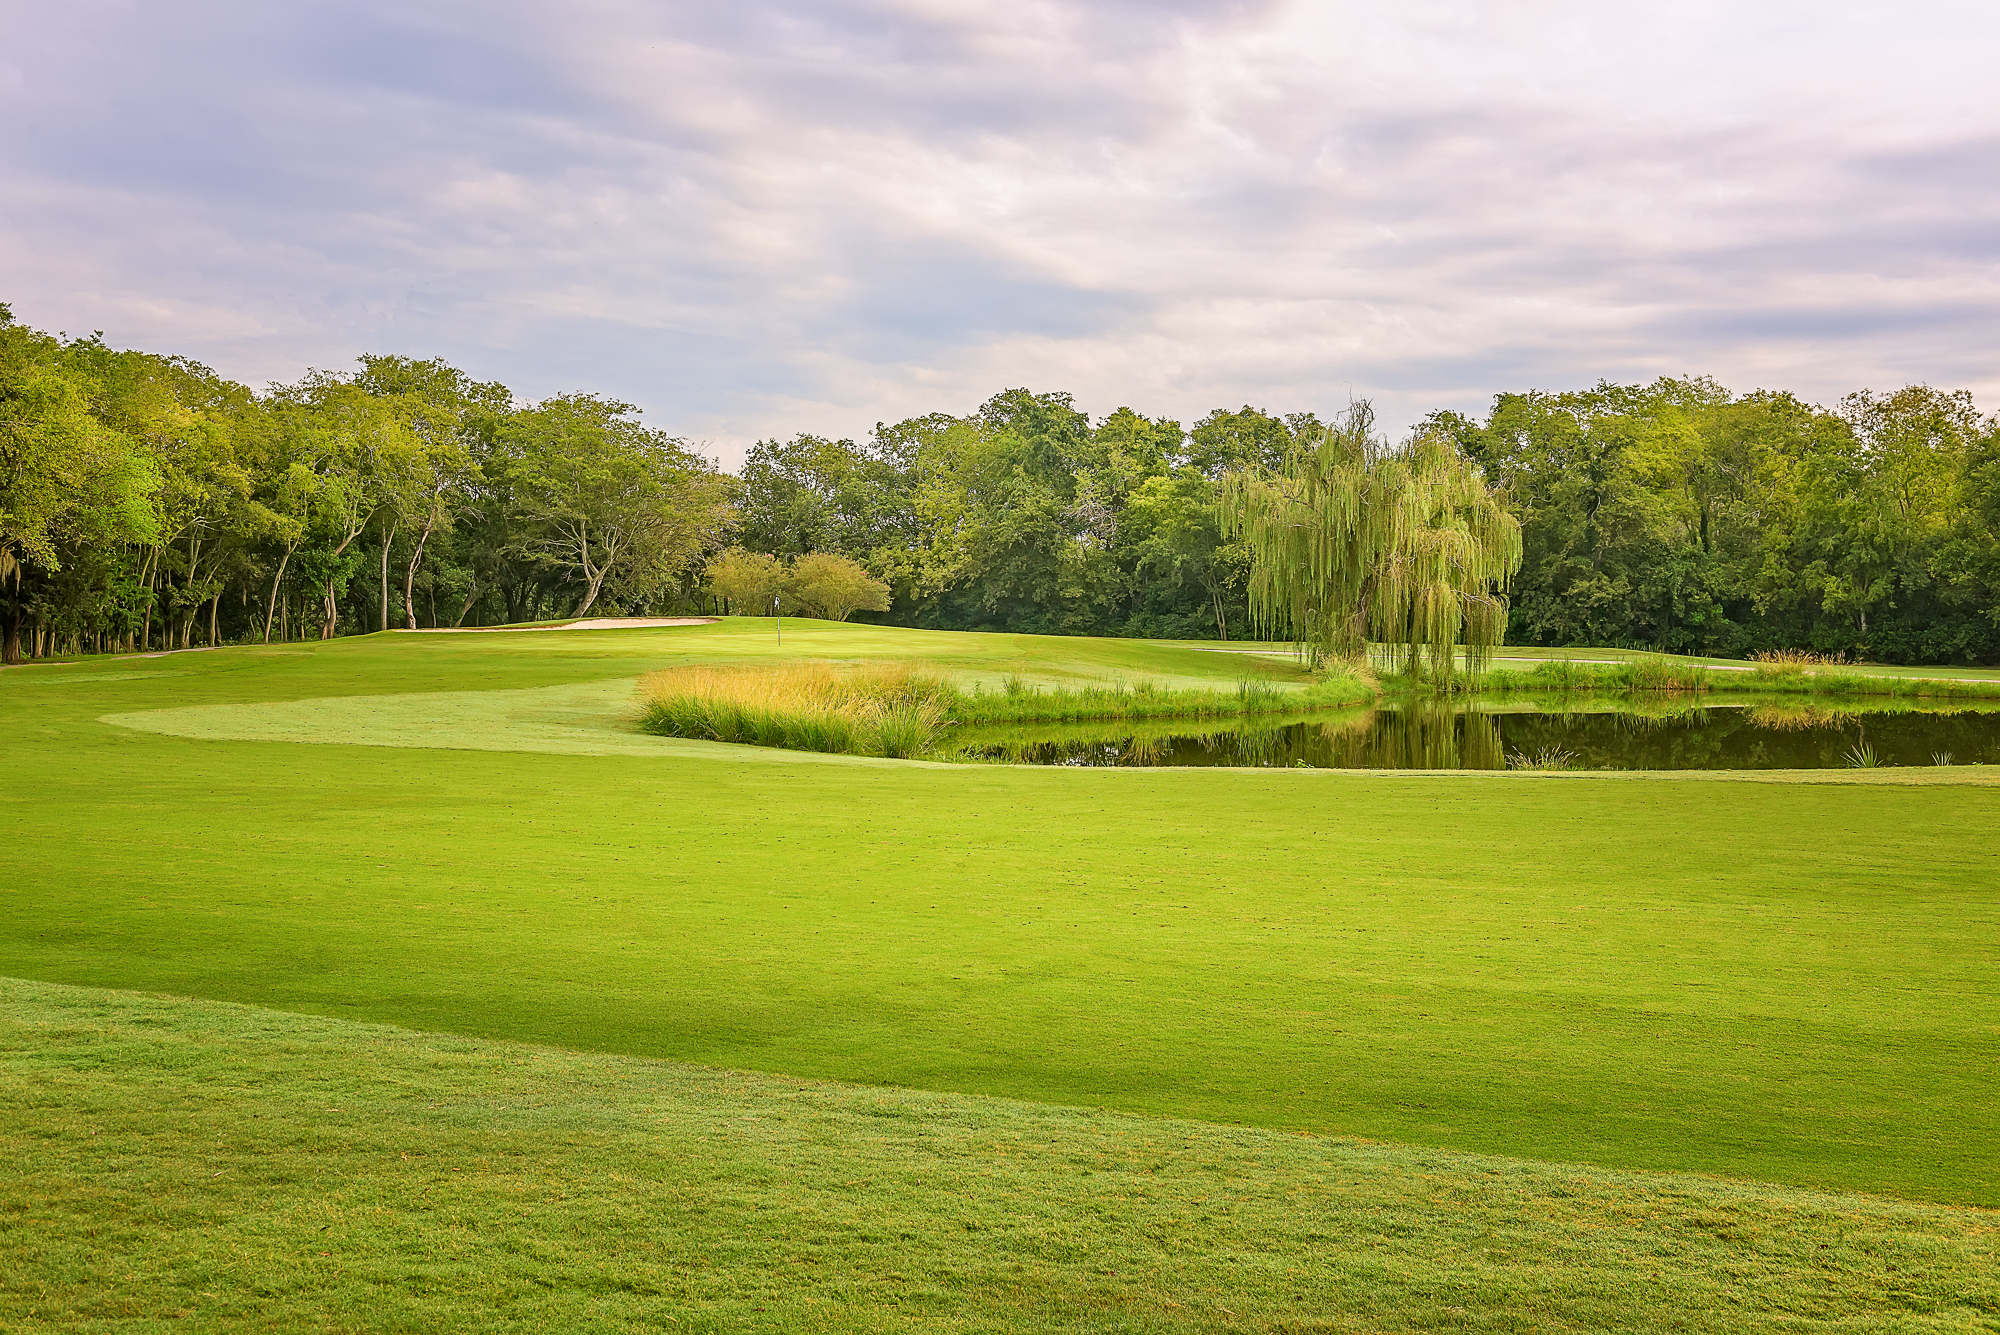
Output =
[
  {"x1": 3, "y1": 623, "x2": 1997, "y2": 1206},
  {"x1": 4, "y1": 977, "x2": 1995, "y2": 1334}
]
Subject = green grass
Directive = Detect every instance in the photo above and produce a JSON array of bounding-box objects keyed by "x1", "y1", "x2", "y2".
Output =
[
  {"x1": 5, "y1": 977, "x2": 1996, "y2": 1335},
  {"x1": 2, "y1": 618, "x2": 1995, "y2": 1212}
]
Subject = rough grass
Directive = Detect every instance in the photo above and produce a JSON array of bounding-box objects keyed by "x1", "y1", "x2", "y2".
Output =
[
  {"x1": 5, "y1": 977, "x2": 1996, "y2": 1335},
  {"x1": 636, "y1": 660, "x2": 952, "y2": 757}
]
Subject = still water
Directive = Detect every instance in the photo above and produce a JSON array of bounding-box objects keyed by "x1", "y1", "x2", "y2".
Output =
[{"x1": 950, "y1": 702, "x2": 2000, "y2": 770}]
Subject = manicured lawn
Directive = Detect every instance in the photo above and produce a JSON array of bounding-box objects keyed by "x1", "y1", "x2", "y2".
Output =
[
  {"x1": 2, "y1": 621, "x2": 1997, "y2": 1212},
  {"x1": 5, "y1": 977, "x2": 1994, "y2": 1334}
]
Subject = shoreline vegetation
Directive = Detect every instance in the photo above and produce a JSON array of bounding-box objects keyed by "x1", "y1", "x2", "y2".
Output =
[
  {"x1": 1457, "y1": 650, "x2": 2000, "y2": 701},
  {"x1": 635, "y1": 661, "x2": 1377, "y2": 758},
  {"x1": 634, "y1": 648, "x2": 2000, "y2": 763}
]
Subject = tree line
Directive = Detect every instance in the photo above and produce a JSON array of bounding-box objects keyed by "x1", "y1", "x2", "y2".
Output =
[
  {"x1": 5, "y1": 301, "x2": 1997, "y2": 664},
  {"x1": 724, "y1": 377, "x2": 2000, "y2": 664},
  {"x1": 0, "y1": 305, "x2": 730, "y2": 661}
]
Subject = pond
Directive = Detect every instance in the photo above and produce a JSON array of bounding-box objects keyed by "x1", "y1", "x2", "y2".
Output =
[{"x1": 947, "y1": 701, "x2": 2000, "y2": 770}]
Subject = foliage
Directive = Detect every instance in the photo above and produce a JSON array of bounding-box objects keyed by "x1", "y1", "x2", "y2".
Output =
[
  {"x1": 0, "y1": 309, "x2": 734, "y2": 657},
  {"x1": 1221, "y1": 403, "x2": 1523, "y2": 685},
  {"x1": 703, "y1": 546, "x2": 785, "y2": 615},
  {"x1": 8, "y1": 302, "x2": 1997, "y2": 666},
  {"x1": 785, "y1": 551, "x2": 890, "y2": 621},
  {"x1": 704, "y1": 548, "x2": 891, "y2": 621},
  {"x1": 1434, "y1": 377, "x2": 2000, "y2": 664},
  {"x1": 500, "y1": 395, "x2": 732, "y2": 617},
  {"x1": 730, "y1": 392, "x2": 1261, "y2": 640}
]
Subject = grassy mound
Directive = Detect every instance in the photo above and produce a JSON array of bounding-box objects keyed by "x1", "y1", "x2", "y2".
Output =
[{"x1": 5, "y1": 977, "x2": 1994, "y2": 1334}]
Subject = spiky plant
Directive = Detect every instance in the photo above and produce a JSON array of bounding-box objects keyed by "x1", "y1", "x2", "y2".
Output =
[
  {"x1": 1507, "y1": 746, "x2": 1581, "y2": 771},
  {"x1": 1220, "y1": 403, "x2": 1522, "y2": 689}
]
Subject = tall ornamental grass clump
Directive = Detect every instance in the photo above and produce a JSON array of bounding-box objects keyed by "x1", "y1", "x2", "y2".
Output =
[{"x1": 637, "y1": 662, "x2": 949, "y2": 758}]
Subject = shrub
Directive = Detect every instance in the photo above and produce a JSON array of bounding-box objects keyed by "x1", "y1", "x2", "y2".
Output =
[
  {"x1": 786, "y1": 553, "x2": 891, "y2": 622},
  {"x1": 705, "y1": 549, "x2": 786, "y2": 616}
]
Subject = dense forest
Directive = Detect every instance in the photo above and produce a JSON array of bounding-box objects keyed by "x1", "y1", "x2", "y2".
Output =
[{"x1": 4, "y1": 303, "x2": 1997, "y2": 664}]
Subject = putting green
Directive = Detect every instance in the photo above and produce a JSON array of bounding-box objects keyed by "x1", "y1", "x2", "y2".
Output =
[{"x1": 4, "y1": 620, "x2": 1996, "y2": 1206}]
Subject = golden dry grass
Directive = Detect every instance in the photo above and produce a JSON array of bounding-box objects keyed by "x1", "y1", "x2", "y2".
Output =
[{"x1": 637, "y1": 661, "x2": 950, "y2": 757}]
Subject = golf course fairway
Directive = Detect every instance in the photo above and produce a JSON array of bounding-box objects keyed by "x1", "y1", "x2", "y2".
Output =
[{"x1": 4, "y1": 621, "x2": 1994, "y2": 1209}]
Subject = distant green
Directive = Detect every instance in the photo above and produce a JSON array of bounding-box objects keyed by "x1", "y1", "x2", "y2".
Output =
[{"x1": 2, "y1": 619, "x2": 1996, "y2": 1209}]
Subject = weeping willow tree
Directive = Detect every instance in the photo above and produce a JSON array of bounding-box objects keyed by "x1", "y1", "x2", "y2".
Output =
[{"x1": 1219, "y1": 403, "x2": 1522, "y2": 688}]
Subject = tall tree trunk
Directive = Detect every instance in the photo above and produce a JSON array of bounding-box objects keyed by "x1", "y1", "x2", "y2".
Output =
[
  {"x1": 574, "y1": 572, "x2": 607, "y2": 618},
  {"x1": 378, "y1": 522, "x2": 397, "y2": 633},
  {"x1": 401, "y1": 520, "x2": 433, "y2": 631},
  {"x1": 453, "y1": 576, "x2": 479, "y2": 628},
  {"x1": 209, "y1": 595, "x2": 220, "y2": 647},
  {"x1": 263, "y1": 544, "x2": 296, "y2": 644}
]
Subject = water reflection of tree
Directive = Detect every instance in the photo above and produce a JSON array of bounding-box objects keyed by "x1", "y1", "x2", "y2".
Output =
[
  {"x1": 952, "y1": 701, "x2": 2000, "y2": 770},
  {"x1": 1365, "y1": 703, "x2": 1503, "y2": 769}
]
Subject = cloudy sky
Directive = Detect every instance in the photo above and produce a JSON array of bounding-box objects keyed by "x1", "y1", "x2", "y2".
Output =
[{"x1": 4, "y1": 0, "x2": 1996, "y2": 462}]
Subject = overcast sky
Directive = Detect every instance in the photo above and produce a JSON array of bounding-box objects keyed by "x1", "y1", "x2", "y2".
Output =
[{"x1": 4, "y1": 0, "x2": 1996, "y2": 463}]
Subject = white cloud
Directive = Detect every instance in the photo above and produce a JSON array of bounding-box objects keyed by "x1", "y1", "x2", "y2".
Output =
[{"x1": 3, "y1": 0, "x2": 1996, "y2": 462}]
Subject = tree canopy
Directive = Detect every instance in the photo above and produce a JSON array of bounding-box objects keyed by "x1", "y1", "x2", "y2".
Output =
[
  {"x1": 1222, "y1": 404, "x2": 1522, "y2": 681},
  {"x1": 4, "y1": 302, "x2": 1995, "y2": 665}
]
